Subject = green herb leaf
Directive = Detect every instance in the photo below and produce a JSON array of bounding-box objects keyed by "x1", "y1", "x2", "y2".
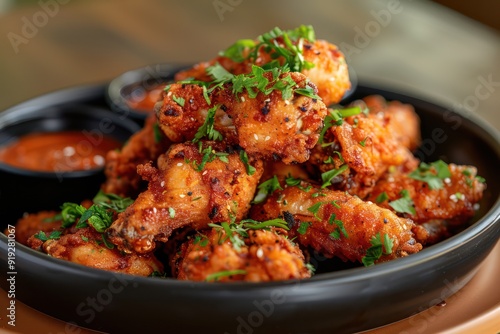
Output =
[
  {"x1": 205, "y1": 269, "x2": 247, "y2": 282},
  {"x1": 239, "y1": 150, "x2": 256, "y2": 175},
  {"x1": 172, "y1": 95, "x2": 185, "y2": 107},
  {"x1": 153, "y1": 122, "x2": 163, "y2": 143},
  {"x1": 192, "y1": 105, "x2": 223, "y2": 143},
  {"x1": 307, "y1": 202, "x2": 323, "y2": 220},
  {"x1": 253, "y1": 175, "x2": 282, "y2": 204},
  {"x1": 168, "y1": 207, "x2": 176, "y2": 219},
  {"x1": 375, "y1": 192, "x2": 389, "y2": 203},
  {"x1": 297, "y1": 222, "x2": 310, "y2": 235},
  {"x1": 321, "y1": 164, "x2": 348, "y2": 188},
  {"x1": 389, "y1": 189, "x2": 416, "y2": 215},
  {"x1": 408, "y1": 160, "x2": 451, "y2": 190}
]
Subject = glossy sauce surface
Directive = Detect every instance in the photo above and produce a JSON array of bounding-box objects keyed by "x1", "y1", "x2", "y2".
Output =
[
  {"x1": 125, "y1": 84, "x2": 166, "y2": 113},
  {"x1": 0, "y1": 131, "x2": 121, "y2": 172}
]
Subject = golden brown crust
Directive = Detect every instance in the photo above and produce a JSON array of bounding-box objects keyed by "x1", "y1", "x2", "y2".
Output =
[
  {"x1": 106, "y1": 141, "x2": 264, "y2": 254},
  {"x1": 27, "y1": 227, "x2": 163, "y2": 276},
  {"x1": 157, "y1": 72, "x2": 327, "y2": 164},
  {"x1": 102, "y1": 114, "x2": 171, "y2": 198},
  {"x1": 367, "y1": 164, "x2": 486, "y2": 223},
  {"x1": 10, "y1": 211, "x2": 61, "y2": 246},
  {"x1": 250, "y1": 184, "x2": 425, "y2": 264},
  {"x1": 172, "y1": 227, "x2": 310, "y2": 282}
]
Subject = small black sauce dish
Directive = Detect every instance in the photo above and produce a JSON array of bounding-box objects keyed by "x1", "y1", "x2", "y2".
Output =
[
  {"x1": 106, "y1": 63, "x2": 189, "y2": 125},
  {"x1": 0, "y1": 103, "x2": 140, "y2": 223}
]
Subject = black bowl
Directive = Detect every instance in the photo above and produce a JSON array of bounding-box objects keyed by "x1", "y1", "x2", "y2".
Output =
[
  {"x1": 106, "y1": 63, "x2": 189, "y2": 124},
  {"x1": 0, "y1": 103, "x2": 140, "y2": 223},
  {"x1": 0, "y1": 83, "x2": 499, "y2": 334}
]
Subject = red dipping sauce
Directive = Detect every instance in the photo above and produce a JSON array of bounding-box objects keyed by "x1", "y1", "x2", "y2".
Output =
[
  {"x1": 125, "y1": 84, "x2": 166, "y2": 113},
  {"x1": 0, "y1": 131, "x2": 121, "y2": 172}
]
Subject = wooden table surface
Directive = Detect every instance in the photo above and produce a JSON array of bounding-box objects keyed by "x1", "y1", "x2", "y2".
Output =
[{"x1": 0, "y1": 1, "x2": 499, "y2": 333}]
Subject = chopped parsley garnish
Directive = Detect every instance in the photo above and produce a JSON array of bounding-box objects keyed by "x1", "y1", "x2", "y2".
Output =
[
  {"x1": 220, "y1": 25, "x2": 316, "y2": 72},
  {"x1": 297, "y1": 222, "x2": 311, "y2": 235},
  {"x1": 375, "y1": 192, "x2": 389, "y2": 203},
  {"x1": 285, "y1": 175, "x2": 312, "y2": 191},
  {"x1": 172, "y1": 95, "x2": 185, "y2": 107},
  {"x1": 319, "y1": 107, "x2": 362, "y2": 144},
  {"x1": 239, "y1": 150, "x2": 256, "y2": 175},
  {"x1": 359, "y1": 137, "x2": 368, "y2": 147},
  {"x1": 361, "y1": 233, "x2": 394, "y2": 266},
  {"x1": 192, "y1": 105, "x2": 223, "y2": 143},
  {"x1": 168, "y1": 207, "x2": 176, "y2": 219},
  {"x1": 192, "y1": 146, "x2": 228, "y2": 171},
  {"x1": 209, "y1": 218, "x2": 288, "y2": 252},
  {"x1": 34, "y1": 230, "x2": 62, "y2": 242},
  {"x1": 193, "y1": 233, "x2": 210, "y2": 247},
  {"x1": 101, "y1": 234, "x2": 115, "y2": 249},
  {"x1": 328, "y1": 214, "x2": 348, "y2": 239},
  {"x1": 205, "y1": 269, "x2": 247, "y2": 282},
  {"x1": 321, "y1": 164, "x2": 348, "y2": 188},
  {"x1": 253, "y1": 175, "x2": 282, "y2": 204},
  {"x1": 307, "y1": 202, "x2": 323, "y2": 220},
  {"x1": 408, "y1": 160, "x2": 451, "y2": 190},
  {"x1": 58, "y1": 191, "x2": 133, "y2": 233},
  {"x1": 389, "y1": 189, "x2": 416, "y2": 215},
  {"x1": 152, "y1": 122, "x2": 163, "y2": 143}
]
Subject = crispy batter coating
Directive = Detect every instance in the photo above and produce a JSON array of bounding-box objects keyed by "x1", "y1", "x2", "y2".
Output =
[
  {"x1": 156, "y1": 71, "x2": 327, "y2": 164},
  {"x1": 175, "y1": 38, "x2": 350, "y2": 106},
  {"x1": 106, "y1": 141, "x2": 264, "y2": 254},
  {"x1": 27, "y1": 227, "x2": 163, "y2": 276},
  {"x1": 308, "y1": 96, "x2": 420, "y2": 198},
  {"x1": 102, "y1": 114, "x2": 171, "y2": 198},
  {"x1": 171, "y1": 227, "x2": 310, "y2": 282},
  {"x1": 250, "y1": 184, "x2": 425, "y2": 264},
  {"x1": 11, "y1": 211, "x2": 61, "y2": 245},
  {"x1": 367, "y1": 164, "x2": 486, "y2": 223}
]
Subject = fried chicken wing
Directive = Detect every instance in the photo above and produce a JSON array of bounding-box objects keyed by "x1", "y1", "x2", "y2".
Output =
[
  {"x1": 250, "y1": 184, "x2": 425, "y2": 264},
  {"x1": 175, "y1": 28, "x2": 350, "y2": 106},
  {"x1": 156, "y1": 71, "x2": 327, "y2": 163},
  {"x1": 11, "y1": 211, "x2": 61, "y2": 245},
  {"x1": 308, "y1": 96, "x2": 420, "y2": 198},
  {"x1": 102, "y1": 114, "x2": 171, "y2": 198},
  {"x1": 27, "y1": 227, "x2": 163, "y2": 276},
  {"x1": 367, "y1": 163, "x2": 486, "y2": 224},
  {"x1": 171, "y1": 227, "x2": 310, "y2": 282},
  {"x1": 106, "y1": 141, "x2": 264, "y2": 254}
]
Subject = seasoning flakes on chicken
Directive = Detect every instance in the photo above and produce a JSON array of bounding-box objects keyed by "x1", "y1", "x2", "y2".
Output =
[
  {"x1": 171, "y1": 226, "x2": 311, "y2": 282},
  {"x1": 107, "y1": 141, "x2": 264, "y2": 254}
]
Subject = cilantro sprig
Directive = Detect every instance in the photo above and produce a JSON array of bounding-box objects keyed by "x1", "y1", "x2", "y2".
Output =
[
  {"x1": 389, "y1": 189, "x2": 416, "y2": 215},
  {"x1": 319, "y1": 107, "x2": 362, "y2": 144},
  {"x1": 253, "y1": 175, "x2": 282, "y2": 204}
]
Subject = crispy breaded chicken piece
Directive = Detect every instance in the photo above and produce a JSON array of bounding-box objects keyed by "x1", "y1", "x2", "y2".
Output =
[
  {"x1": 102, "y1": 114, "x2": 171, "y2": 198},
  {"x1": 308, "y1": 97, "x2": 420, "y2": 198},
  {"x1": 27, "y1": 227, "x2": 163, "y2": 276},
  {"x1": 171, "y1": 227, "x2": 310, "y2": 282},
  {"x1": 156, "y1": 71, "x2": 327, "y2": 164},
  {"x1": 250, "y1": 184, "x2": 425, "y2": 264},
  {"x1": 10, "y1": 211, "x2": 61, "y2": 245},
  {"x1": 367, "y1": 164, "x2": 486, "y2": 224},
  {"x1": 175, "y1": 35, "x2": 350, "y2": 106},
  {"x1": 106, "y1": 141, "x2": 264, "y2": 254}
]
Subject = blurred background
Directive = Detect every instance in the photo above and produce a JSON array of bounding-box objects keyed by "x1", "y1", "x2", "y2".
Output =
[{"x1": 0, "y1": 0, "x2": 498, "y2": 130}]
